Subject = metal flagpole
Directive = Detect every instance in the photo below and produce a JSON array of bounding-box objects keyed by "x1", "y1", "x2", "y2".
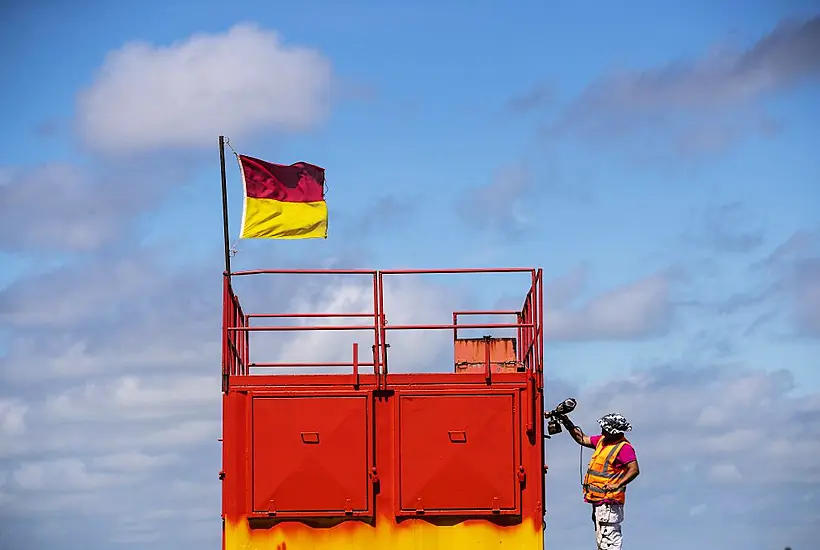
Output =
[{"x1": 219, "y1": 135, "x2": 232, "y2": 278}]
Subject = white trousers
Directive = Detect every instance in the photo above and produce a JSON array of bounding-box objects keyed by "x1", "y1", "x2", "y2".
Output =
[{"x1": 591, "y1": 503, "x2": 624, "y2": 550}]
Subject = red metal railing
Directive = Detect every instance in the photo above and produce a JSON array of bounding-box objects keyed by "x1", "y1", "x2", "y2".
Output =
[
  {"x1": 222, "y1": 277, "x2": 249, "y2": 382},
  {"x1": 221, "y1": 267, "x2": 543, "y2": 383}
]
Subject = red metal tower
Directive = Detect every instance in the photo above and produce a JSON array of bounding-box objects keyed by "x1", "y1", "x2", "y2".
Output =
[{"x1": 220, "y1": 267, "x2": 546, "y2": 549}]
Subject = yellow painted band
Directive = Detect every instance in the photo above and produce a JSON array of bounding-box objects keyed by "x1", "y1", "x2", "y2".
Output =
[{"x1": 225, "y1": 516, "x2": 543, "y2": 550}]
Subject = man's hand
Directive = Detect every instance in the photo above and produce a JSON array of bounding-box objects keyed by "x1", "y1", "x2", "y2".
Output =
[
  {"x1": 602, "y1": 462, "x2": 640, "y2": 493},
  {"x1": 601, "y1": 483, "x2": 620, "y2": 493}
]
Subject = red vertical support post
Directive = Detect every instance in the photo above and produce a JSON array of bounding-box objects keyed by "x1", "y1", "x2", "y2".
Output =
[
  {"x1": 232, "y1": 294, "x2": 239, "y2": 376},
  {"x1": 234, "y1": 298, "x2": 242, "y2": 375},
  {"x1": 484, "y1": 335, "x2": 492, "y2": 384},
  {"x1": 530, "y1": 269, "x2": 540, "y2": 435},
  {"x1": 239, "y1": 295, "x2": 248, "y2": 374},
  {"x1": 517, "y1": 312, "x2": 523, "y2": 364},
  {"x1": 221, "y1": 274, "x2": 230, "y2": 391},
  {"x1": 537, "y1": 268, "x2": 544, "y2": 381},
  {"x1": 528, "y1": 292, "x2": 534, "y2": 368},
  {"x1": 371, "y1": 273, "x2": 380, "y2": 377},
  {"x1": 235, "y1": 303, "x2": 242, "y2": 375},
  {"x1": 522, "y1": 292, "x2": 530, "y2": 370},
  {"x1": 222, "y1": 276, "x2": 234, "y2": 380},
  {"x1": 531, "y1": 270, "x2": 537, "y2": 372},
  {"x1": 241, "y1": 310, "x2": 247, "y2": 375},
  {"x1": 378, "y1": 272, "x2": 388, "y2": 387},
  {"x1": 242, "y1": 310, "x2": 249, "y2": 375},
  {"x1": 352, "y1": 342, "x2": 359, "y2": 387},
  {"x1": 519, "y1": 296, "x2": 527, "y2": 366}
]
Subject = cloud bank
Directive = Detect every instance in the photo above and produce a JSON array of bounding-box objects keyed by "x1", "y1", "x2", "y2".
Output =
[
  {"x1": 76, "y1": 23, "x2": 334, "y2": 153},
  {"x1": 534, "y1": 15, "x2": 820, "y2": 158}
]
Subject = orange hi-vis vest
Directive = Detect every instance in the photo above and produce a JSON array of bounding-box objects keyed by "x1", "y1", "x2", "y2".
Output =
[{"x1": 583, "y1": 437, "x2": 630, "y2": 504}]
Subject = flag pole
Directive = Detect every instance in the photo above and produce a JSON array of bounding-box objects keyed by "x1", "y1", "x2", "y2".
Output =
[{"x1": 219, "y1": 135, "x2": 232, "y2": 277}]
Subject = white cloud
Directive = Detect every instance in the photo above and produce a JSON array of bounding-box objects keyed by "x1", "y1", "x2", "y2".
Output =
[
  {"x1": 537, "y1": 15, "x2": 820, "y2": 158},
  {"x1": 42, "y1": 374, "x2": 216, "y2": 424},
  {"x1": 0, "y1": 164, "x2": 142, "y2": 252},
  {"x1": 0, "y1": 253, "x2": 161, "y2": 329},
  {"x1": 0, "y1": 399, "x2": 27, "y2": 438},
  {"x1": 12, "y1": 458, "x2": 120, "y2": 493},
  {"x1": 76, "y1": 23, "x2": 334, "y2": 153},
  {"x1": 708, "y1": 462, "x2": 743, "y2": 483},
  {"x1": 792, "y1": 258, "x2": 820, "y2": 336},
  {"x1": 91, "y1": 451, "x2": 180, "y2": 473},
  {"x1": 544, "y1": 271, "x2": 673, "y2": 341},
  {"x1": 459, "y1": 163, "x2": 534, "y2": 235},
  {"x1": 252, "y1": 274, "x2": 469, "y2": 373},
  {"x1": 0, "y1": 158, "x2": 198, "y2": 253},
  {"x1": 0, "y1": 254, "x2": 222, "y2": 383}
]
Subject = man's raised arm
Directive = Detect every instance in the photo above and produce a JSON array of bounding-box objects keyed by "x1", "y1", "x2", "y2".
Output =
[{"x1": 558, "y1": 415, "x2": 595, "y2": 448}]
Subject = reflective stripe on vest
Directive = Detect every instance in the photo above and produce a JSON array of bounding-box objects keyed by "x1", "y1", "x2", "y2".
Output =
[{"x1": 583, "y1": 437, "x2": 629, "y2": 504}]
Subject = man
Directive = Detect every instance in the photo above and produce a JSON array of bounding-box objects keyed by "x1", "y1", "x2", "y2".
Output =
[{"x1": 558, "y1": 412, "x2": 639, "y2": 550}]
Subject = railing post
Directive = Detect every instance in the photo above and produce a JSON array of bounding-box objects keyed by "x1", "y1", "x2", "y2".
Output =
[
  {"x1": 221, "y1": 273, "x2": 230, "y2": 392},
  {"x1": 538, "y1": 268, "x2": 544, "y2": 377},
  {"x1": 378, "y1": 272, "x2": 388, "y2": 388},
  {"x1": 352, "y1": 342, "x2": 359, "y2": 388},
  {"x1": 372, "y1": 272, "x2": 381, "y2": 380},
  {"x1": 517, "y1": 312, "x2": 522, "y2": 365},
  {"x1": 484, "y1": 335, "x2": 492, "y2": 384}
]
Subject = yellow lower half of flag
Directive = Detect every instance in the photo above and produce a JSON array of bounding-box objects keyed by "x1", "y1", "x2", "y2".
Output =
[{"x1": 241, "y1": 197, "x2": 328, "y2": 239}]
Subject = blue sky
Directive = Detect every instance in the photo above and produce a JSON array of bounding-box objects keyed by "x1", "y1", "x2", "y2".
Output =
[{"x1": 1, "y1": 1, "x2": 819, "y2": 549}]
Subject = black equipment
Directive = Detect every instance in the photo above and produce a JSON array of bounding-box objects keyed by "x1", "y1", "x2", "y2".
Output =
[{"x1": 544, "y1": 398, "x2": 577, "y2": 438}]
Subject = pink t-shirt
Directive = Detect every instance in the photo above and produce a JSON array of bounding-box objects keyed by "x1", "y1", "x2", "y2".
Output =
[{"x1": 589, "y1": 435, "x2": 636, "y2": 468}]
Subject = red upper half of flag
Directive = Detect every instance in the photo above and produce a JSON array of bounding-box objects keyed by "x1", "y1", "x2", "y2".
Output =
[{"x1": 239, "y1": 155, "x2": 325, "y2": 203}]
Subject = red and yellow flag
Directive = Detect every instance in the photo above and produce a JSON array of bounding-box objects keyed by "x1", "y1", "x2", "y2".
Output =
[{"x1": 238, "y1": 155, "x2": 328, "y2": 239}]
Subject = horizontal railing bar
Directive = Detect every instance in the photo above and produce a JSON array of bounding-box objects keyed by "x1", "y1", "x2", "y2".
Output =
[
  {"x1": 230, "y1": 269, "x2": 377, "y2": 276},
  {"x1": 228, "y1": 325, "x2": 377, "y2": 332},
  {"x1": 380, "y1": 268, "x2": 535, "y2": 275},
  {"x1": 454, "y1": 310, "x2": 520, "y2": 316},
  {"x1": 386, "y1": 323, "x2": 534, "y2": 330},
  {"x1": 247, "y1": 312, "x2": 376, "y2": 319},
  {"x1": 250, "y1": 362, "x2": 376, "y2": 368},
  {"x1": 249, "y1": 313, "x2": 373, "y2": 320},
  {"x1": 230, "y1": 268, "x2": 534, "y2": 276},
  {"x1": 228, "y1": 322, "x2": 531, "y2": 332}
]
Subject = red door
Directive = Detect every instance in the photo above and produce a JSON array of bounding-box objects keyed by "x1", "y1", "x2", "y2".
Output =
[
  {"x1": 251, "y1": 393, "x2": 373, "y2": 517},
  {"x1": 395, "y1": 390, "x2": 521, "y2": 516}
]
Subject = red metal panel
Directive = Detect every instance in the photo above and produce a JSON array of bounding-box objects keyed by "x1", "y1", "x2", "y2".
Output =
[
  {"x1": 395, "y1": 390, "x2": 521, "y2": 516},
  {"x1": 454, "y1": 337, "x2": 523, "y2": 373},
  {"x1": 250, "y1": 393, "x2": 373, "y2": 517}
]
